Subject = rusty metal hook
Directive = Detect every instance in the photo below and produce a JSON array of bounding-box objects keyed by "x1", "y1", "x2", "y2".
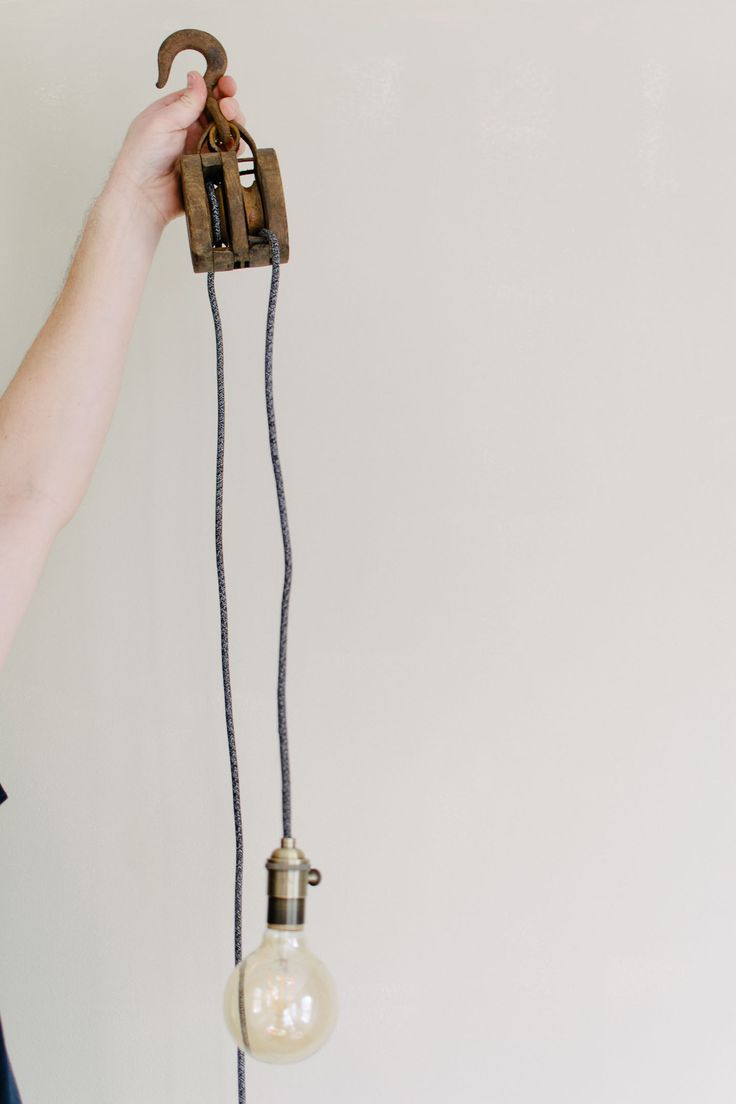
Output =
[{"x1": 156, "y1": 28, "x2": 236, "y2": 150}]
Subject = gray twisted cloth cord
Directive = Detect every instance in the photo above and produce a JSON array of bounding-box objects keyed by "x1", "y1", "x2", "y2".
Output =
[
  {"x1": 261, "y1": 226, "x2": 294, "y2": 840},
  {"x1": 205, "y1": 181, "x2": 293, "y2": 1104},
  {"x1": 205, "y1": 181, "x2": 246, "y2": 1104}
]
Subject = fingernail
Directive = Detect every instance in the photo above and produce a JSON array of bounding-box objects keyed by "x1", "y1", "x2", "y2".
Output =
[{"x1": 187, "y1": 71, "x2": 195, "y2": 88}]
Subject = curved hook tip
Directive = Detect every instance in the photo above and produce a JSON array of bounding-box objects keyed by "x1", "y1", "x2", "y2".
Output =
[{"x1": 156, "y1": 28, "x2": 227, "y2": 92}]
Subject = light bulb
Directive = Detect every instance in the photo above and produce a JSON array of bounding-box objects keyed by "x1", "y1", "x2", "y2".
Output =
[
  {"x1": 224, "y1": 927, "x2": 337, "y2": 1062},
  {"x1": 223, "y1": 838, "x2": 337, "y2": 1063}
]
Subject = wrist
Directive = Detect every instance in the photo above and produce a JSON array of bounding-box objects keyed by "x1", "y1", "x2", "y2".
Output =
[{"x1": 101, "y1": 164, "x2": 169, "y2": 238}]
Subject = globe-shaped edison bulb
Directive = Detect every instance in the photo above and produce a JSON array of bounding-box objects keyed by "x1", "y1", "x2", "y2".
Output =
[{"x1": 224, "y1": 928, "x2": 337, "y2": 1063}]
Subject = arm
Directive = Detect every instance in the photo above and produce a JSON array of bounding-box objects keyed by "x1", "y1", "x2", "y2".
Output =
[{"x1": 0, "y1": 69, "x2": 246, "y2": 667}]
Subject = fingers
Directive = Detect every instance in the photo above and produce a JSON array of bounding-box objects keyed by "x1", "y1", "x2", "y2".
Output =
[
  {"x1": 214, "y1": 76, "x2": 247, "y2": 133},
  {"x1": 219, "y1": 96, "x2": 242, "y2": 122},
  {"x1": 154, "y1": 88, "x2": 189, "y2": 108},
  {"x1": 156, "y1": 72, "x2": 236, "y2": 111},
  {"x1": 160, "y1": 70, "x2": 208, "y2": 131},
  {"x1": 158, "y1": 70, "x2": 245, "y2": 148},
  {"x1": 216, "y1": 74, "x2": 238, "y2": 98}
]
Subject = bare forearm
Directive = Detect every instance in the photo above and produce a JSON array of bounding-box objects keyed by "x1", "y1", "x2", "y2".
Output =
[
  {"x1": 0, "y1": 510, "x2": 55, "y2": 668},
  {"x1": 0, "y1": 169, "x2": 164, "y2": 530},
  {"x1": 0, "y1": 67, "x2": 244, "y2": 668}
]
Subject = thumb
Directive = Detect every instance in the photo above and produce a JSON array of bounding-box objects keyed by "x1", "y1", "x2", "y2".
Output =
[{"x1": 162, "y1": 70, "x2": 208, "y2": 130}]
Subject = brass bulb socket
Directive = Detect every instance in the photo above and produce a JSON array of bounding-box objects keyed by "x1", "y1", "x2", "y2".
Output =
[{"x1": 266, "y1": 837, "x2": 322, "y2": 930}]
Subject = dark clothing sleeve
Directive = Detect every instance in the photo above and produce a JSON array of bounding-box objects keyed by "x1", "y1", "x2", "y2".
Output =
[
  {"x1": 0, "y1": 1019, "x2": 21, "y2": 1104},
  {"x1": 1, "y1": 779, "x2": 21, "y2": 1099}
]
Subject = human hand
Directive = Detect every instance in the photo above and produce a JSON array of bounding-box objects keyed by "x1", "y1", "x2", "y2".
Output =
[{"x1": 110, "y1": 70, "x2": 248, "y2": 229}]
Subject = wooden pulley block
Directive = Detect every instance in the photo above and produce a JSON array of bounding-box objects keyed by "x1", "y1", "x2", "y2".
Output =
[{"x1": 156, "y1": 29, "x2": 289, "y2": 274}]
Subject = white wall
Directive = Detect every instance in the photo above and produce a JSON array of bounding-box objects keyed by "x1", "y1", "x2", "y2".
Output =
[{"x1": 3, "y1": 1, "x2": 736, "y2": 1101}]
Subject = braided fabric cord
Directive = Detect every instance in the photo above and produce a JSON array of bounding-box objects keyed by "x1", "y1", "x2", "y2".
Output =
[
  {"x1": 204, "y1": 183, "x2": 293, "y2": 1104},
  {"x1": 259, "y1": 227, "x2": 294, "y2": 840},
  {"x1": 205, "y1": 181, "x2": 246, "y2": 1104}
]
